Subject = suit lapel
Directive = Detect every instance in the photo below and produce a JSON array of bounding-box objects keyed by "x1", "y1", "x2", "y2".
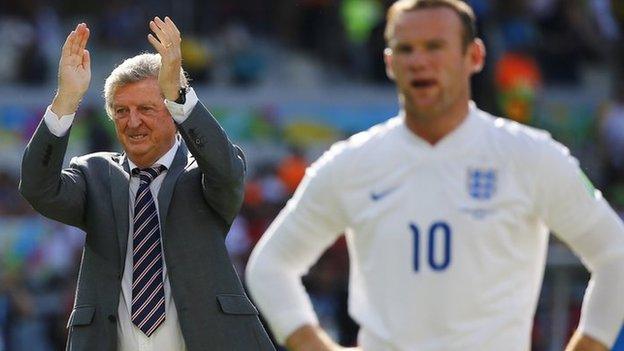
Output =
[
  {"x1": 158, "y1": 142, "x2": 188, "y2": 235},
  {"x1": 110, "y1": 155, "x2": 130, "y2": 270}
]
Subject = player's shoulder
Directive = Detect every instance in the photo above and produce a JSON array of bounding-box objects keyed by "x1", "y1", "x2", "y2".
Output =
[
  {"x1": 328, "y1": 116, "x2": 402, "y2": 158},
  {"x1": 308, "y1": 116, "x2": 401, "y2": 175},
  {"x1": 476, "y1": 109, "x2": 566, "y2": 157}
]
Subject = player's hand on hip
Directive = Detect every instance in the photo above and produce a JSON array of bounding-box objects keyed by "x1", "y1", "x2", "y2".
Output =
[
  {"x1": 51, "y1": 23, "x2": 91, "y2": 116},
  {"x1": 286, "y1": 325, "x2": 362, "y2": 351},
  {"x1": 565, "y1": 331, "x2": 608, "y2": 351},
  {"x1": 147, "y1": 16, "x2": 183, "y2": 101}
]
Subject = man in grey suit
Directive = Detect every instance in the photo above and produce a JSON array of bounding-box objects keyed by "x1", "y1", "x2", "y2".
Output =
[{"x1": 19, "y1": 17, "x2": 275, "y2": 351}]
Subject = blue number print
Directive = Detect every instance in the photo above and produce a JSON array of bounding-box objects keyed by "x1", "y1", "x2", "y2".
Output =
[
  {"x1": 409, "y1": 221, "x2": 452, "y2": 272},
  {"x1": 428, "y1": 222, "x2": 451, "y2": 271},
  {"x1": 409, "y1": 223, "x2": 420, "y2": 271}
]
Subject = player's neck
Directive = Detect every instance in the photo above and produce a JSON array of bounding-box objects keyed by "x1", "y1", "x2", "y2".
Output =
[{"x1": 403, "y1": 100, "x2": 470, "y2": 145}]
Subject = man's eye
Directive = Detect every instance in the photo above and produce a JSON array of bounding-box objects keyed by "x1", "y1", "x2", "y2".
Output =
[
  {"x1": 426, "y1": 42, "x2": 444, "y2": 51},
  {"x1": 396, "y1": 46, "x2": 412, "y2": 53}
]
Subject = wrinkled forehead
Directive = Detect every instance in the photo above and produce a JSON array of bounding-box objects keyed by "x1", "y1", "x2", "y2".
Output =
[
  {"x1": 388, "y1": 7, "x2": 464, "y2": 46},
  {"x1": 112, "y1": 78, "x2": 164, "y2": 106}
]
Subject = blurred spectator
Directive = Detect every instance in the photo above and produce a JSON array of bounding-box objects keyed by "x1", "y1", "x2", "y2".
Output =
[
  {"x1": 494, "y1": 52, "x2": 542, "y2": 124},
  {"x1": 181, "y1": 36, "x2": 215, "y2": 83},
  {"x1": 600, "y1": 85, "x2": 624, "y2": 197},
  {"x1": 0, "y1": 172, "x2": 31, "y2": 216},
  {"x1": 99, "y1": 1, "x2": 146, "y2": 50},
  {"x1": 79, "y1": 105, "x2": 115, "y2": 153},
  {"x1": 222, "y1": 21, "x2": 265, "y2": 86},
  {"x1": 277, "y1": 146, "x2": 308, "y2": 194},
  {"x1": 0, "y1": 17, "x2": 38, "y2": 83},
  {"x1": 493, "y1": 0, "x2": 542, "y2": 124},
  {"x1": 536, "y1": 0, "x2": 607, "y2": 85},
  {"x1": 226, "y1": 216, "x2": 253, "y2": 277},
  {"x1": 611, "y1": 0, "x2": 624, "y2": 83},
  {"x1": 340, "y1": 0, "x2": 384, "y2": 79}
]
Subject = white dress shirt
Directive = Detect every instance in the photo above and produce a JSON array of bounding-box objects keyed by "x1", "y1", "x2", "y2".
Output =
[{"x1": 44, "y1": 88, "x2": 200, "y2": 351}]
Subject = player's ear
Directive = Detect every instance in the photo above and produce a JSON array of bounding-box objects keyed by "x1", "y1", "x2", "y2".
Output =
[
  {"x1": 467, "y1": 39, "x2": 486, "y2": 74},
  {"x1": 384, "y1": 47, "x2": 396, "y2": 81}
]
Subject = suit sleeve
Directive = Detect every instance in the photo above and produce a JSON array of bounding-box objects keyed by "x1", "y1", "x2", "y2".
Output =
[
  {"x1": 175, "y1": 99, "x2": 246, "y2": 226},
  {"x1": 19, "y1": 118, "x2": 87, "y2": 230},
  {"x1": 246, "y1": 143, "x2": 349, "y2": 344},
  {"x1": 534, "y1": 138, "x2": 624, "y2": 348}
]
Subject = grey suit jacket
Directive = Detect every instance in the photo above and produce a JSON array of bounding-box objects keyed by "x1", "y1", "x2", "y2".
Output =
[{"x1": 19, "y1": 101, "x2": 275, "y2": 351}]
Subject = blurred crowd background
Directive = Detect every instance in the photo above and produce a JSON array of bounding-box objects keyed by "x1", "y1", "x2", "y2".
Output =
[{"x1": 1, "y1": 0, "x2": 624, "y2": 350}]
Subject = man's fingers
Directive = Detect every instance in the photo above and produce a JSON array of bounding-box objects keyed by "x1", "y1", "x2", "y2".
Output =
[
  {"x1": 164, "y1": 16, "x2": 180, "y2": 36},
  {"x1": 154, "y1": 16, "x2": 169, "y2": 34},
  {"x1": 149, "y1": 20, "x2": 171, "y2": 47},
  {"x1": 61, "y1": 30, "x2": 76, "y2": 57},
  {"x1": 82, "y1": 49, "x2": 90, "y2": 71},
  {"x1": 78, "y1": 25, "x2": 90, "y2": 53},
  {"x1": 71, "y1": 24, "x2": 86, "y2": 55},
  {"x1": 147, "y1": 33, "x2": 165, "y2": 53}
]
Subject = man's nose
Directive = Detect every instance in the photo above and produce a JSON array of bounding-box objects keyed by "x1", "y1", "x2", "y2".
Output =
[
  {"x1": 127, "y1": 110, "x2": 143, "y2": 128},
  {"x1": 407, "y1": 49, "x2": 430, "y2": 70}
]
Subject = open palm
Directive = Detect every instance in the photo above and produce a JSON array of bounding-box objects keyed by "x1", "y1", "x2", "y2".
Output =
[{"x1": 53, "y1": 23, "x2": 91, "y2": 115}]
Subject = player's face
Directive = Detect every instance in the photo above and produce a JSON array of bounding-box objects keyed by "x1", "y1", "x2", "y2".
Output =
[
  {"x1": 112, "y1": 78, "x2": 177, "y2": 168},
  {"x1": 384, "y1": 8, "x2": 484, "y2": 120}
]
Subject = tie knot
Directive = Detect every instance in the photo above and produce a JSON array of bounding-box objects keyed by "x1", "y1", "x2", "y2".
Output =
[{"x1": 133, "y1": 165, "x2": 167, "y2": 185}]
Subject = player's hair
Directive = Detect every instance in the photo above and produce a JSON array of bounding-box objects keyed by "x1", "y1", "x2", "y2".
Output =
[
  {"x1": 103, "y1": 53, "x2": 188, "y2": 119},
  {"x1": 385, "y1": 0, "x2": 477, "y2": 50}
]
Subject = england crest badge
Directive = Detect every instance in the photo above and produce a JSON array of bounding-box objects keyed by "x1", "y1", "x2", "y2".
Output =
[{"x1": 467, "y1": 168, "x2": 497, "y2": 200}]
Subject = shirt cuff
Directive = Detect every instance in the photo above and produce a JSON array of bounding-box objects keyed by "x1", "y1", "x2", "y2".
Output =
[
  {"x1": 43, "y1": 105, "x2": 75, "y2": 137},
  {"x1": 164, "y1": 87, "x2": 199, "y2": 124}
]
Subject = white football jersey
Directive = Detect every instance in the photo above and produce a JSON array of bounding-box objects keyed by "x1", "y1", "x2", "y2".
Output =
[{"x1": 246, "y1": 104, "x2": 624, "y2": 351}]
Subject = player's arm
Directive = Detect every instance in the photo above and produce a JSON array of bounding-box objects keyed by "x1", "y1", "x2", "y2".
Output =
[
  {"x1": 246, "y1": 145, "x2": 350, "y2": 349},
  {"x1": 534, "y1": 138, "x2": 624, "y2": 350}
]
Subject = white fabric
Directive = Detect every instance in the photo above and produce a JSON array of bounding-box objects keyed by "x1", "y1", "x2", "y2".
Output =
[
  {"x1": 43, "y1": 105, "x2": 75, "y2": 137},
  {"x1": 246, "y1": 104, "x2": 624, "y2": 350},
  {"x1": 43, "y1": 87, "x2": 199, "y2": 137}
]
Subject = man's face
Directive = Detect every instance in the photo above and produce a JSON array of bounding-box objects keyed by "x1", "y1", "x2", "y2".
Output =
[
  {"x1": 112, "y1": 78, "x2": 177, "y2": 168},
  {"x1": 384, "y1": 7, "x2": 483, "y2": 119}
]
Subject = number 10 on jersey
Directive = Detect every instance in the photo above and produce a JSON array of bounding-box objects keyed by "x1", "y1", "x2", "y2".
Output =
[{"x1": 409, "y1": 221, "x2": 452, "y2": 272}]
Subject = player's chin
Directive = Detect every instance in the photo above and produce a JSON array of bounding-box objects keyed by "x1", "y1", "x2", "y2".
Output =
[{"x1": 409, "y1": 93, "x2": 440, "y2": 111}]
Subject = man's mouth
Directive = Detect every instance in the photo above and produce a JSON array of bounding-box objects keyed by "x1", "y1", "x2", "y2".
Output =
[
  {"x1": 410, "y1": 79, "x2": 437, "y2": 88},
  {"x1": 129, "y1": 133, "x2": 148, "y2": 141}
]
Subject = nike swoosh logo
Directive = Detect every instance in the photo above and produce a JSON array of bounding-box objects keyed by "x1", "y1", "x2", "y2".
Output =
[{"x1": 370, "y1": 187, "x2": 398, "y2": 201}]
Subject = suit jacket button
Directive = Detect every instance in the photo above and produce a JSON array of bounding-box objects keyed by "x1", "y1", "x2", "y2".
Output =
[
  {"x1": 195, "y1": 138, "x2": 201, "y2": 145},
  {"x1": 108, "y1": 315, "x2": 117, "y2": 323}
]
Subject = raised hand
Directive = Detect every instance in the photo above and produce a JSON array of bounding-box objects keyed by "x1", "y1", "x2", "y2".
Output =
[
  {"x1": 147, "y1": 16, "x2": 183, "y2": 101},
  {"x1": 51, "y1": 23, "x2": 91, "y2": 117}
]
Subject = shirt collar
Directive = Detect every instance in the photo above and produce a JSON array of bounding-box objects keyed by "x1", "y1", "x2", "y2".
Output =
[
  {"x1": 126, "y1": 137, "x2": 181, "y2": 172},
  {"x1": 398, "y1": 101, "x2": 482, "y2": 155}
]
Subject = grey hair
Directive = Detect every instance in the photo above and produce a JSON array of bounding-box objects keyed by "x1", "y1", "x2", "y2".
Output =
[{"x1": 103, "y1": 53, "x2": 188, "y2": 119}]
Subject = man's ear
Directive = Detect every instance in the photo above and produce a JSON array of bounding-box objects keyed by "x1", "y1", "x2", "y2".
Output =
[
  {"x1": 384, "y1": 47, "x2": 396, "y2": 81},
  {"x1": 468, "y1": 39, "x2": 486, "y2": 74}
]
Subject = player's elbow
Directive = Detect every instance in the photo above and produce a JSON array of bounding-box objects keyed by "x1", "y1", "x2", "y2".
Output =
[
  {"x1": 245, "y1": 249, "x2": 268, "y2": 294},
  {"x1": 245, "y1": 245, "x2": 285, "y2": 297}
]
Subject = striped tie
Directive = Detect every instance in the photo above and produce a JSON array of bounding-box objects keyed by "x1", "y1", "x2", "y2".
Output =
[{"x1": 131, "y1": 165, "x2": 167, "y2": 336}]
